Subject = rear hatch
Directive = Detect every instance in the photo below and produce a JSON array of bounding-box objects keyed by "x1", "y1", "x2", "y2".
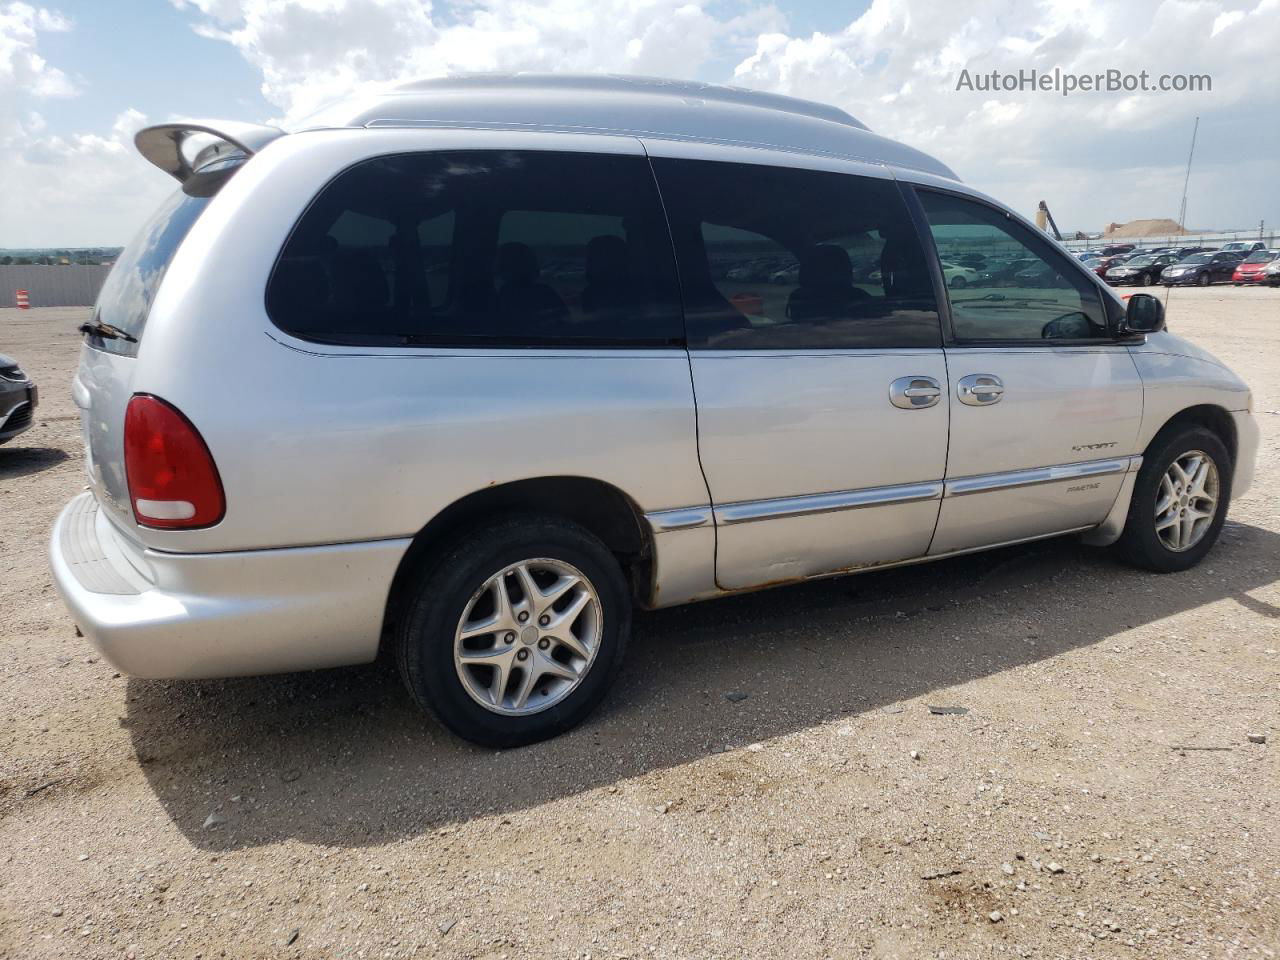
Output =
[{"x1": 75, "y1": 122, "x2": 282, "y2": 534}]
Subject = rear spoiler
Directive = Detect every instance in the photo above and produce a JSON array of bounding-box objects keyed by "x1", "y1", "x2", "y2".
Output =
[{"x1": 134, "y1": 120, "x2": 286, "y2": 183}]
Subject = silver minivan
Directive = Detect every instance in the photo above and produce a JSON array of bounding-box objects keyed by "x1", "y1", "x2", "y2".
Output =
[{"x1": 51, "y1": 75, "x2": 1258, "y2": 746}]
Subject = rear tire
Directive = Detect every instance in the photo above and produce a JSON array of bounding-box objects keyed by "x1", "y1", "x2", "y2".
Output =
[
  {"x1": 396, "y1": 515, "x2": 631, "y2": 747},
  {"x1": 1116, "y1": 426, "x2": 1231, "y2": 573}
]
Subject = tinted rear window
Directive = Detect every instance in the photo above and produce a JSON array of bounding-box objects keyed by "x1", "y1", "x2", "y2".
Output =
[
  {"x1": 267, "y1": 150, "x2": 683, "y2": 346},
  {"x1": 89, "y1": 160, "x2": 239, "y2": 355}
]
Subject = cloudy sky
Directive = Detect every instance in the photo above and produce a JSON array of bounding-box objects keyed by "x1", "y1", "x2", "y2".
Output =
[{"x1": 2, "y1": 0, "x2": 1278, "y2": 247}]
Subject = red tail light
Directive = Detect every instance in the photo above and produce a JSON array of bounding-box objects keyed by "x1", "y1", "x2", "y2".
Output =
[{"x1": 123, "y1": 394, "x2": 225, "y2": 529}]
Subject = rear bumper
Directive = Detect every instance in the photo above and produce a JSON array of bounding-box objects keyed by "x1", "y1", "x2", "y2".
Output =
[{"x1": 49, "y1": 493, "x2": 410, "y2": 679}]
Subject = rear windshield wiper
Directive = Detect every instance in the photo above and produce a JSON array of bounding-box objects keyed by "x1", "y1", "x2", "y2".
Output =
[{"x1": 79, "y1": 319, "x2": 138, "y2": 343}]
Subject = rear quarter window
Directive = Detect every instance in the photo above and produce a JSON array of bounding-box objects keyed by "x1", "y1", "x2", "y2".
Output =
[{"x1": 266, "y1": 150, "x2": 683, "y2": 347}]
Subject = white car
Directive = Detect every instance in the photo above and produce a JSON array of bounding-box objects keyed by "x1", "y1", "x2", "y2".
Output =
[
  {"x1": 1219, "y1": 240, "x2": 1264, "y2": 255},
  {"x1": 50, "y1": 75, "x2": 1259, "y2": 746},
  {"x1": 940, "y1": 261, "x2": 980, "y2": 288}
]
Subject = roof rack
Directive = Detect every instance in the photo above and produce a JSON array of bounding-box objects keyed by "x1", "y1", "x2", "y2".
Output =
[{"x1": 301, "y1": 74, "x2": 959, "y2": 182}]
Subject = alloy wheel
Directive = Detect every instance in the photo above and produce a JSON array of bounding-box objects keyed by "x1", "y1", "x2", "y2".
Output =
[
  {"x1": 454, "y1": 558, "x2": 602, "y2": 716},
  {"x1": 1154, "y1": 450, "x2": 1219, "y2": 552}
]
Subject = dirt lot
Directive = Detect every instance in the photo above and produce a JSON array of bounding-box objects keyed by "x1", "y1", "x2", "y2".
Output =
[{"x1": 1, "y1": 289, "x2": 1277, "y2": 959}]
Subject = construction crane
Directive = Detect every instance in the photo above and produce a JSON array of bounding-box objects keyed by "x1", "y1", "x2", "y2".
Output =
[{"x1": 1035, "y1": 200, "x2": 1063, "y2": 241}]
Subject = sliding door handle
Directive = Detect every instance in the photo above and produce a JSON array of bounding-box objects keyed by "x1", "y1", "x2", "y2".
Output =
[
  {"x1": 957, "y1": 374, "x2": 1004, "y2": 406},
  {"x1": 889, "y1": 376, "x2": 942, "y2": 409}
]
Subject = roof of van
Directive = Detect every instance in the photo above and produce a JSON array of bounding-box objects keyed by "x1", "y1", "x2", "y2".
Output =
[{"x1": 298, "y1": 74, "x2": 960, "y2": 182}]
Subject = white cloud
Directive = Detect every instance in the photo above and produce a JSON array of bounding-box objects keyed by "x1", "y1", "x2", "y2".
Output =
[
  {"x1": 1, "y1": 108, "x2": 173, "y2": 247},
  {"x1": 0, "y1": 2, "x2": 75, "y2": 99},
  {"x1": 0, "y1": 6, "x2": 170, "y2": 247},
  {"x1": 4, "y1": 0, "x2": 1279, "y2": 245},
  {"x1": 172, "y1": 0, "x2": 770, "y2": 124},
  {"x1": 170, "y1": 0, "x2": 1280, "y2": 231},
  {"x1": 730, "y1": 0, "x2": 1280, "y2": 230}
]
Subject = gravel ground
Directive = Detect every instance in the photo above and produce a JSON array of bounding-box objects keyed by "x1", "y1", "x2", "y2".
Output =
[{"x1": 1, "y1": 289, "x2": 1277, "y2": 960}]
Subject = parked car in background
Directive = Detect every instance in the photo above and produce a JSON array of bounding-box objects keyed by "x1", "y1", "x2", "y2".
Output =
[
  {"x1": 976, "y1": 257, "x2": 1035, "y2": 285},
  {"x1": 48, "y1": 75, "x2": 1260, "y2": 747},
  {"x1": 1106, "y1": 253, "x2": 1180, "y2": 286},
  {"x1": 1219, "y1": 240, "x2": 1264, "y2": 255},
  {"x1": 1266, "y1": 257, "x2": 1280, "y2": 286},
  {"x1": 941, "y1": 261, "x2": 981, "y2": 288},
  {"x1": 0, "y1": 353, "x2": 37, "y2": 445},
  {"x1": 1101, "y1": 243, "x2": 1136, "y2": 256},
  {"x1": 1087, "y1": 255, "x2": 1128, "y2": 278},
  {"x1": 1161, "y1": 251, "x2": 1245, "y2": 286},
  {"x1": 1011, "y1": 260, "x2": 1066, "y2": 287},
  {"x1": 1076, "y1": 250, "x2": 1104, "y2": 261},
  {"x1": 1231, "y1": 250, "x2": 1278, "y2": 284}
]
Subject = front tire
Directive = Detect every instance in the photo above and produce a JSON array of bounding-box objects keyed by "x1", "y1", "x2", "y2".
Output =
[
  {"x1": 1116, "y1": 426, "x2": 1231, "y2": 573},
  {"x1": 950, "y1": 275, "x2": 968, "y2": 289},
  {"x1": 396, "y1": 516, "x2": 631, "y2": 747},
  {"x1": 1198, "y1": 272, "x2": 1210, "y2": 286}
]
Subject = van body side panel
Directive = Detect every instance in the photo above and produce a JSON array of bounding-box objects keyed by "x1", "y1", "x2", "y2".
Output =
[
  {"x1": 75, "y1": 347, "x2": 140, "y2": 531},
  {"x1": 644, "y1": 142, "x2": 949, "y2": 591},
  {"x1": 690, "y1": 352, "x2": 948, "y2": 588},
  {"x1": 1127, "y1": 333, "x2": 1254, "y2": 446},
  {"x1": 122, "y1": 129, "x2": 711, "y2": 557}
]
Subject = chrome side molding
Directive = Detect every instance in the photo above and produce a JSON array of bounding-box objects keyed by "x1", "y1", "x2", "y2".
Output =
[
  {"x1": 645, "y1": 454, "x2": 1143, "y2": 535},
  {"x1": 645, "y1": 506, "x2": 714, "y2": 532},
  {"x1": 945, "y1": 456, "x2": 1137, "y2": 497},
  {"x1": 714, "y1": 480, "x2": 944, "y2": 526}
]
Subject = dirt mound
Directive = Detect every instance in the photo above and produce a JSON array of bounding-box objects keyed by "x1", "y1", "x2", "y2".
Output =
[{"x1": 1104, "y1": 218, "x2": 1187, "y2": 237}]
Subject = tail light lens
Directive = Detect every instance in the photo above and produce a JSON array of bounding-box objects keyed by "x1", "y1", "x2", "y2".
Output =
[{"x1": 123, "y1": 394, "x2": 224, "y2": 529}]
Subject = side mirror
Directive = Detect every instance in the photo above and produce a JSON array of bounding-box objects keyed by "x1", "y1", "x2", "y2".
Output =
[{"x1": 1122, "y1": 293, "x2": 1165, "y2": 335}]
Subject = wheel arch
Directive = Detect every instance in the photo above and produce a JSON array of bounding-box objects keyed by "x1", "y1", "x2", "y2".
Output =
[
  {"x1": 1084, "y1": 402, "x2": 1237, "y2": 549},
  {"x1": 380, "y1": 476, "x2": 655, "y2": 647},
  {"x1": 1145, "y1": 403, "x2": 1237, "y2": 467}
]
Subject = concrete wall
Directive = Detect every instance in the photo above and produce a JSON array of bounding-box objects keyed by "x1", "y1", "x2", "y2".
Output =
[{"x1": 1, "y1": 264, "x2": 112, "y2": 308}]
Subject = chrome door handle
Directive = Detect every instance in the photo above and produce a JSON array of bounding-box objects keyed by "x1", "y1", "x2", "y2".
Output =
[
  {"x1": 889, "y1": 376, "x2": 942, "y2": 409},
  {"x1": 957, "y1": 373, "x2": 1004, "y2": 406}
]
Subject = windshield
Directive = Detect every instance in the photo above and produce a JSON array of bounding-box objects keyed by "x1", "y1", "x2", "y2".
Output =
[
  {"x1": 1244, "y1": 251, "x2": 1273, "y2": 263},
  {"x1": 1181, "y1": 254, "x2": 1211, "y2": 265},
  {"x1": 1083, "y1": 258, "x2": 1102, "y2": 267},
  {"x1": 1125, "y1": 256, "x2": 1154, "y2": 266},
  {"x1": 89, "y1": 158, "x2": 242, "y2": 355}
]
